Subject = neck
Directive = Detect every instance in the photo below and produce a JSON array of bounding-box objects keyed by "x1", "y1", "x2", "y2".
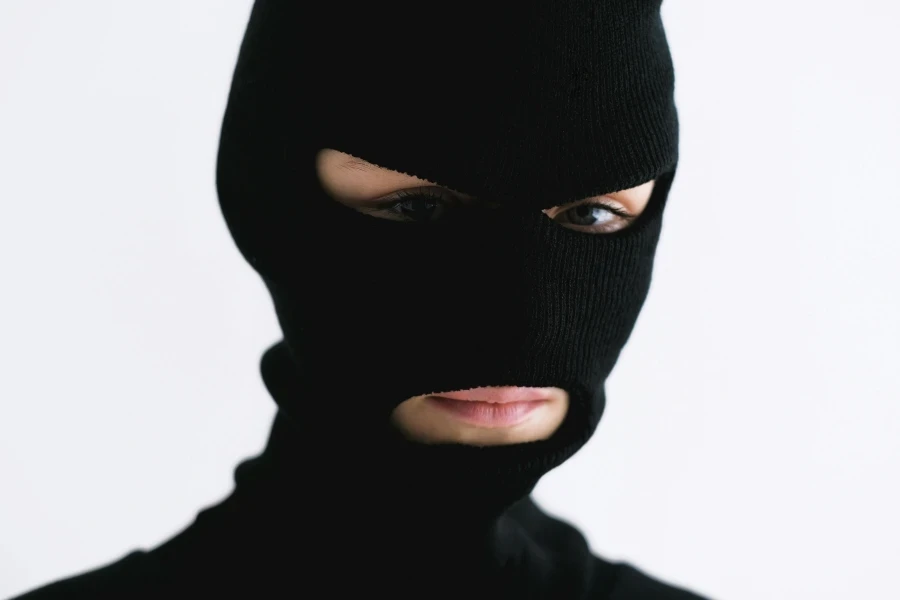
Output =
[
  {"x1": 222, "y1": 411, "x2": 530, "y2": 592},
  {"x1": 240, "y1": 341, "x2": 542, "y2": 557}
]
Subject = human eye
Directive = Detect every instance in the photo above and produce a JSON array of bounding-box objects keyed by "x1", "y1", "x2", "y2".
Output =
[
  {"x1": 548, "y1": 198, "x2": 636, "y2": 234},
  {"x1": 359, "y1": 186, "x2": 462, "y2": 223}
]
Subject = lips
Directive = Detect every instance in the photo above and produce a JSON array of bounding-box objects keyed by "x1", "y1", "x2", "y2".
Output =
[
  {"x1": 425, "y1": 386, "x2": 551, "y2": 428},
  {"x1": 429, "y1": 386, "x2": 554, "y2": 404}
]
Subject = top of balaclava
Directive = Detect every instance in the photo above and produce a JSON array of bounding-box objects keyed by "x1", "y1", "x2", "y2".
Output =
[{"x1": 216, "y1": 0, "x2": 678, "y2": 525}]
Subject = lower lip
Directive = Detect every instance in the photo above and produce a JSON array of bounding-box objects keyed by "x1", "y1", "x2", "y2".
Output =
[{"x1": 425, "y1": 396, "x2": 545, "y2": 428}]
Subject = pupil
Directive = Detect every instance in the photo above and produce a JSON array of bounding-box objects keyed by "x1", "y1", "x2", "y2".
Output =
[
  {"x1": 400, "y1": 197, "x2": 439, "y2": 222},
  {"x1": 573, "y1": 205, "x2": 598, "y2": 225}
]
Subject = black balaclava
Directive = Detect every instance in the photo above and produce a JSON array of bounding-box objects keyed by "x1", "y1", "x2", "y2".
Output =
[
  {"x1": 9, "y1": 3, "x2": 699, "y2": 599},
  {"x1": 212, "y1": 0, "x2": 681, "y2": 595}
]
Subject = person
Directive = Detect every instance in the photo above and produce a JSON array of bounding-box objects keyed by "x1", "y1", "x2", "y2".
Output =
[{"x1": 11, "y1": 1, "x2": 711, "y2": 598}]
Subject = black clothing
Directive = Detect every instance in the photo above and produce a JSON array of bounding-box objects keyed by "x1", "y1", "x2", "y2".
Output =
[
  {"x1": 13, "y1": 1, "x2": 710, "y2": 598},
  {"x1": 13, "y1": 346, "x2": 706, "y2": 599}
]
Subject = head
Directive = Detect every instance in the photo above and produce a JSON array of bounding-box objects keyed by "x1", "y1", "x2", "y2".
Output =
[{"x1": 216, "y1": 0, "x2": 677, "y2": 509}]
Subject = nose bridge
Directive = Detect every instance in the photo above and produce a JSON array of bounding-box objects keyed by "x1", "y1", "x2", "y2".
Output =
[
  {"x1": 447, "y1": 201, "x2": 535, "y2": 283},
  {"x1": 440, "y1": 204, "x2": 550, "y2": 355}
]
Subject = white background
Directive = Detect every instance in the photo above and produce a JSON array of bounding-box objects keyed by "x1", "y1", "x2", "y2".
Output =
[{"x1": 1, "y1": 2, "x2": 898, "y2": 598}]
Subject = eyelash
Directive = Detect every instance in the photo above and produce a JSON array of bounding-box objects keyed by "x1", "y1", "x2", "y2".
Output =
[
  {"x1": 575, "y1": 202, "x2": 632, "y2": 219},
  {"x1": 374, "y1": 188, "x2": 634, "y2": 220},
  {"x1": 373, "y1": 188, "x2": 457, "y2": 211}
]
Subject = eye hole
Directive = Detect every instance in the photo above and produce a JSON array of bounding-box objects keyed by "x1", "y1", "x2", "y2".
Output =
[
  {"x1": 355, "y1": 187, "x2": 636, "y2": 234},
  {"x1": 360, "y1": 187, "x2": 461, "y2": 223},
  {"x1": 548, "y1": 200, "x2": 635, "y2": 233}
]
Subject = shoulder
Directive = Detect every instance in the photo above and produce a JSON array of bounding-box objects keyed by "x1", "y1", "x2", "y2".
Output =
[
  {"x1": 505, "y1": 498, "x2": 712, "y2": 599},
  {"x1": 8, "y1": 551, "x2": 152, "y2": 600},
  {"x1": 590, "y1": 559, "x2": 713, "y2": 600}
]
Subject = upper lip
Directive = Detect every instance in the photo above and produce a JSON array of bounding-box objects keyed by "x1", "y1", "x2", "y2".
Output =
[{"x1": 428, "y1": 386, "x2": 552, "y2": 404}]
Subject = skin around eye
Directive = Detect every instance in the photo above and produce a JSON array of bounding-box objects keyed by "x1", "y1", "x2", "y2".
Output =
[
  {"x1": 315, "y1": 148, "x2": 655, "y2": 233},
  {"x1": 359, "y1": 187, "x2": 641, "y2": 233},
  {"x1": 542, "y1": 197, "x2": 638, "y2": 233},
  {"x1": 359, "y1": 187, "x2": 462, "y2": 223}
]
